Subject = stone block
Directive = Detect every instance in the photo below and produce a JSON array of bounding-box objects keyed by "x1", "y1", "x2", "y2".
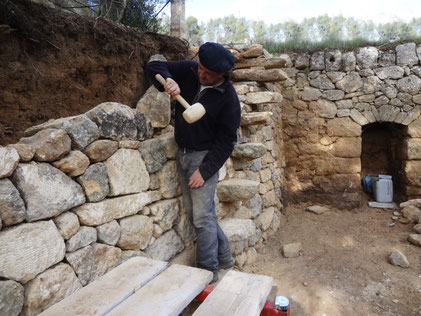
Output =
[
  {"x1": 149, "y1": 199, "x2": 179, "y2": 232},
  {"x1": 145, "y1": 230, "x2": 184, "y2": 261},
  {"x1": 96, "y1": 220, "x2": 121, "y2": 246},
  {"x1": 217, "y1": 179, "x2": 260, "y2": 202},
  {"x1": 0, "y1": 178, "x2": 25, "y2": 226},
  {"x1": 136, "y1": 85, "x2": 170, "y2": 128},
  {"x1": 90, "y1": 243, "x2": 121, "y2": 281},
  {"x1": 0, "y1": 280, "x2": 24, "y2": 316},
  {"x1": 138, "y1": 137, "x2": 167, "y2": 173},
  {"x1": 158, "y1": 160, "x2": 180, "y2": 199},
  {"x1": 0, "y1": 146, "x2": 19, "y2": 179},
  {"x1": 117, "y1": 215, "x2": 153, "y2": 250},
  {"x1": 232, "y1": 69, "x2": 288, "y2": 82},
  {"x1": 53, "y1": 211, "x2": 80, "y2": 240},
  {"x1": 84, "y1": 139, "x2": 118, "y2": 162},
  {"x1": 66, "y1": 226, "x2": 97, "y2": 252},
  {"x1": 77, "y1": 163, "x2": 109, "y2": 202},
  {"x1": 65, "y1": 245, "x2": 94, "y2": 286},
  {"x1": 52, "y1": 150, "x2": 90, "y2": 177}
]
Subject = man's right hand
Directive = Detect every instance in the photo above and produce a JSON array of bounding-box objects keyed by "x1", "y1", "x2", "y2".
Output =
[{"x1": 165, "y1": 78, "x2": 180, "y2": 97}]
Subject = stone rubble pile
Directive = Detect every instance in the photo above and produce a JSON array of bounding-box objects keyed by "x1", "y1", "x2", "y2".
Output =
[{"x1": 0, "y1": 44, "x2": 287, "y2": 316}]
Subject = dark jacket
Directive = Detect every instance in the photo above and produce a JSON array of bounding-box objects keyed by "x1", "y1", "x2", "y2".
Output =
[{"x1": 146, "y1": 60, "x2": 241, "y2": 180}]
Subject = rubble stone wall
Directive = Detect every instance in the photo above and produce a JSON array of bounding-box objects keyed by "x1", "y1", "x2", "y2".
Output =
[
  {"x1": 277, "y1": 43, "x2": 421, "y2": 207},
  {"x1": 0, "y1": 44, "x2": 285, "y2": 316}
]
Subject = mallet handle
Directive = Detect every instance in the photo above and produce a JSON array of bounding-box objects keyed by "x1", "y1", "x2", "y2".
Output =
[{"x1": 155, "y1": 74, "x2": 191, "y2": 110}]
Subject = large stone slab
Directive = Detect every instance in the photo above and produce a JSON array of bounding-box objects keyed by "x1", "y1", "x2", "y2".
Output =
[
  {"x1": 232, "y1": 68, "x2": 288, "y2": 82},
  {"x1": 0, "y1": 221, "x2": 65, "y2": 283},
  {"x1": 18, "y1": 129, "x2": 71, "y2": 162},
  {"x1": 245, "y1": 91, "x2": 283, "y2": 104},
  {"x1": 145, "y1": 230, "x2": 184, "y2": 261},
  {"x1": 86, "y1": 102, "x2": 153, "y2": 141},
  {"x1": 241, "y1": 112, "x2": 272, "y2": 126},
  {"x1": 0, "y1": 178, "x2": 26, "y2": 226},
  {"x1": 217, "y1": 179, "x2": 260, "y2": 202},
  {"x1": 0, "y1": 146, "x2": 19, "y2": 179},
  {"x1": 232, "y1": 143, "x2": 267, "y2": 159},
  {"x1": 22, "y1": 263, "x2": 82, "y2": 316},
  {"x1": 117, "y1": 215, "x2": 153, "y2": 250},
  {"x1": 0, "y1": 280, "x2": 24, "y2": 316},
  {"x1": 12, "y1": 163, "x2": 85, "y2": 221},
  {"x1": 235, "y1": 57, "x2": 288, "y2": 69},
  {"x1": 74, "y1": 192, "x2": 153, "y2": 226},
  {"x1": 105, "y1": 148, "x2": 150, "y2": 196},
  {"x1": 136, "y1": 85, "x2": 171, "y2": 128},
  {"x1": 138, "y1": 137, "x2": 167, "y2": 173}
]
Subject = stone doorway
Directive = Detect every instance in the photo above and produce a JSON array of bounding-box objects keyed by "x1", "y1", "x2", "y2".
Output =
[{"x1": 361, "y1": 122, "x2": 406, "y2": 202}]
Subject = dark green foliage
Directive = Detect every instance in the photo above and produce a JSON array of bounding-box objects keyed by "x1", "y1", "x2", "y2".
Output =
[{"x1": 121, "y1": 0, "x2": 167, "y2": 32}]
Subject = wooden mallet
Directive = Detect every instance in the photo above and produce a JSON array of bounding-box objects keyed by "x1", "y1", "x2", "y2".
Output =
[{"x1": 155, "y1": 74, "x2": 206, "y2": 124}]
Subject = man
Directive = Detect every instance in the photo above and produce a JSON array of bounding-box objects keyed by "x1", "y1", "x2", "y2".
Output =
[{"x1": 146, "y1": 42, "x2": 241, "y2": 283}]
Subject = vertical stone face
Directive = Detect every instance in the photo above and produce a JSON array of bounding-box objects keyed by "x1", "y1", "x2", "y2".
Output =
[
  {"x1": 0, "y1": 146, "x2": 19, "y2": 179},
  {"x1": 170, "y1": 0, "x2": 186, "y2": 38},
  {"x1": 117, "y1": 215, "x2": 153, "y2": 250},
  {"x1": 145, "y1": 230, "x2": 184, "y2": 261},
  {"x1": 53, "y1": 211, "x2": 80, "y2": 240},
  {"x1": 136, "y1": 85, "x2": 171, "y2": 128},
  {"x1": 158, "y1": 160, "x2": 180, "y2": 198},
  {"x1": 149, "y1": 199, "x2": 179, "y2": 232},
  {"x1": 0, "y1": 221, "x2": 65, "y2": 283},
  {"x1": 22, "y1": 263, "x2": 82, "y2": 316},
  {"x1": 0, "y1": 280, "x2": 24, "y2": 316},
  {"x1": 65, "y1": 245, "x2": 94, "y2": 286},
  {"x1": 105, "y1": 149, "x2": 150, "y2": 197},
  {"x1": 12, "y1": 163, "x2": 85, "y2": 222},
  {"x1": 90, "y1": 243, "x2": 122, "y2": 282},
  {"x1": 77, "y1": 163, "x2": 109, "y2": 202},
  {"x1": 0, "y1": 178, "x2": 26, "y2": 226}
]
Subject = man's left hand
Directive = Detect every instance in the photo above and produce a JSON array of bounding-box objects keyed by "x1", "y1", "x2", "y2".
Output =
[{"x1": 189, "y1": 169, "x2": 205, "y2": 188}]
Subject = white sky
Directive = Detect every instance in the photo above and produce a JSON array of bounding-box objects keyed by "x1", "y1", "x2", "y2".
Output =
[{"x1": 161, "y1": 0, "x2": 421, "y2": 25}]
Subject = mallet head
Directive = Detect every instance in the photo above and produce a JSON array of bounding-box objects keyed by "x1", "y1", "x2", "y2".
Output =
[{"x1": 182, "y1": 102, "x2": 206, "y2": 124}]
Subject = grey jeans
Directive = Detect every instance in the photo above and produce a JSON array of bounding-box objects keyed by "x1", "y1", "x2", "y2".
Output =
[{"x1": 176, "y1": 149, "x2": 232, "y2": 272}]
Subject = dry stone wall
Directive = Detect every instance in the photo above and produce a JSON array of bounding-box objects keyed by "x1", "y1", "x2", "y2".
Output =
[
  {"x1": 277, "y1": 42, "x2": 421, "y2": 207},
  {"x1": 0, "y1": 45, "x2": 286, "y2": 315}
]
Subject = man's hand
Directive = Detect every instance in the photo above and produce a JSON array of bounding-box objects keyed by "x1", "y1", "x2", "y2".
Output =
[
  {"x1": 165, "y1": 78, "x2": 180, "y2": 97},
  {"x1": 189, "y1": 169, "x2": 205, "y2": 188}
]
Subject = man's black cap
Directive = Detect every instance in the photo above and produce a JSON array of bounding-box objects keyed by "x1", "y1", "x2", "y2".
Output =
[{"x1": 198, "y1": 42, "x2": 234, "y2": 73}]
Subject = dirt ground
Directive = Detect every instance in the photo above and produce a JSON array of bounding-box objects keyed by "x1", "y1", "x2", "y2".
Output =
[{"x1": 239, "y1": 200, "x2": 421, "y2": 316}]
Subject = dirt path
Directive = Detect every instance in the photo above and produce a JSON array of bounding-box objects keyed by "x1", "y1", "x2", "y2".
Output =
[{"x1": 241, "y1": 203, "x2": 421, "y2": 315}]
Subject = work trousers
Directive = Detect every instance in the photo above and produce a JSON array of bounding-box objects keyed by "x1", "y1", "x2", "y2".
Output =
[{"x1": 176, "y1": 149, "x2": 232, "y2": 272}]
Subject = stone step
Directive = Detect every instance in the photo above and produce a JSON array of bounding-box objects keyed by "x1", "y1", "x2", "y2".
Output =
[
  {"x1": 216, "y1": 179, "x2": 259, "y2": 202},
  {"x1": 240, "y1": 112, "x2": 272, "y2": 126}
]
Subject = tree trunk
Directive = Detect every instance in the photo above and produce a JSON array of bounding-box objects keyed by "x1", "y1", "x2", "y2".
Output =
[{"x1": 170, "y1": 0, "x2": 185, "y2": 39}]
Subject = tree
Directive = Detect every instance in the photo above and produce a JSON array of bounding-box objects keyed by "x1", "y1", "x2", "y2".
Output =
[
  {"x1": 251, "y1": 20, "x2": 267, "y2": 44},
  {"x1": 186, "y1": 16, "x2": 203, "y2": 45},
  {"x1": 120, "y1": 0, "x2": 167, "y2": 32}
]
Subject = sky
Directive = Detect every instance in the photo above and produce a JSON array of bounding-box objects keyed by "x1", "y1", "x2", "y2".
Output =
[{"x1": 161, "y1": 0, "x2": 421, "y2": 25}]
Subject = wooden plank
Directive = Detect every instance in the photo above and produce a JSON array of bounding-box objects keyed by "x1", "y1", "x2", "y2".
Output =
[
  {"x1": 108, "y1": 264, "x2": 213, "y2": 316},
  {"x1": 40, "y1": 257, "x2": 168, "y2": 316},
  {"x1": 192, "y1": 270, "x2": 273, "y2": 316}
]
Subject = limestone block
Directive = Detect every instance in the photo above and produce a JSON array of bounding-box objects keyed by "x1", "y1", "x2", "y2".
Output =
[
  {"x1": 295, "y1": 53, "x2": 310, "y2": 69},
  {"x1": 316, "y1": 99, "x2": 337, "y2": 118},
  {"x1": 310, "y1": 74, "x2": 335, "y2": 90},
  {"x1": 74, "y1": 192, "x2": 153, "y2": 226},
  {"x1": 220, "y1": 218, "x2": 257, "y2": 255},
  {"x1": 65, "y1": 245, "x2": 94, "y2": 286},
  {"x1": 175, "y1": 213, "x2": 196, "y2": 244},
  {"x1": 244, "y1": 194, "x2": 263, "y2": 218},
  {"x1": 52, "y1": 150, "x2": 90, "y2": 177},
  {"x1": 0, "y1": 221, "x2": 65, "y2": 283},
  {"x1": 413, "y1": 94, "x2": 421, "y2": 105},
  {"x1": 388, "y1": 251, "x2": 409, "y2": 268},
  {"x1": 315, "y1": 158, "x2": 361, "y2": 176},
  {"x1": 301, "y1": 87, "x2": 322, "y2": 101},
  {"x1": 262, "y1": 189, "x2": 277, "y2": 208},
  {"x1": 331, "y1": 137, "x2": 362, "y2": 158},
  {"x1": 407, "y1": 118, "x2": 421, "y2": 137},
  {"x1": 362, "y1": 110, "x2": 376, "y2": 123},
  {"x1": 356, "y1": 47, "x2": 378, "y2": 69},
  {"x1": 90, "y1": 243, "x2": 121, "y2": 281},
  {"x1": 96, "y1": 220, "x2": 121, "y2": 246},
  {"x1": 310, "y1": 52, "x2": 325, "y2": 70},
  {"x1": 375, "y1": 66, "x2": 405, "y2": 79},
  {"x1": 259, "y1": 168, "x2": 272, "y2": 183},
  {"x1": 66, "y1": 226, "x2": 97, "y2": 252},
  {"x1": 232, "y1": 68, "x2": 288, "y2": 82},
  {"x1": 138, "y1": 137, "x2": 167, "y2": 173},
  {"x1": 0, "y1": 178, "x2": 25, "y2": 226},
  {"x1": 404, "y1": 160, "x2": 421, "y2": 186},
  {"x1": 383, "y1": 86, "x2": 398, "y2": 99},
  {"x1": 158, "y1": 160, "x2": 180, "y2": 199},
  {"x1": 402, "y1": 106, "x2": 421, "y2": 126},
  {"x1": 232, "y1": 143, "x2": 267, "y2": 159},
  {"x1": 18, "y1": 129, "x2": 71, "y2": 162},
  {"x1": 84, "y1": 139, "x2": 118, "y2": 162},
  {"x1": 117, "y1": 215, "x2": 153, "y2": 250},
  {"x1": 335, "y1": 72, "x2": 363, "y2": 93},
  {"x1": 325, "y1": 50, "x2": 342, "y2": 71},
  {"x1": 240, "y1": 112, "x2": 272, "y2": 126},
  {"x1": 145, "y1": 230, "x2": 184, "y2": 261},
  {"x1": 118, "y1": 140, "x2": 140, "y2": 149},
  {"x1": 235, "y1": 57, "x2": 288, "y2": 69},
  {"x1": 403, "y1": 138, "x2": 421, "y2": 159},
  {"x1": 282, "y1": 242, "x2": 302, "y2": 258},
  {"x1": 6, "y1": 143, "x2": 34, "y2": 162},
  {"x1": 105, "y1": 148, "x2": 149, "y2": 196},
  {"x1": 241, "y1": 44, "x2": 264, "y2": 58},
  {"x1": 153, "y1": 224, "x2": 163, "y2": 238},
  {"x1": 256, "y1": 207, "x2": 275, "y2": 231},
  {"x1": 336, "y1": 99, "x2": 353, "y2": 109},
  {"x1": 342, "y1": 52, "x2": 356, "y2": 71},
  {"x1": 149, "y1": 199, "x2": 179, "y2": 232},
  {"x1": 22, "y1": 263, "x2": 82, "y2": 316},
  {"x1": 350, "y1": 109, "x2": 369, "y2": 125},
  {"x1": 324, "y1": 89, "x2": 345, "y2": 101},
  {"x1": 246, "y1": 91, "x2": 282, "y2": 104},
  {"x1": 0, "y1": 146, "x2": 19, "y2": 179},
  {"x1": 400, "y1": 199, "x2": 421, "y2": 208},
  {"x1": 401, "y1": 205, "x2": 421, "y2": 223},
  {"x1": 363, "y1": 76, "x2": 382, "y2": 94},
  {"x1": 157, "y1": 132, "x2": 178, "y2": 159},
  {"x1": 86, "y1": 102, "x2": 153, "y2": 141},
  {"x1": 379, "y1": 51, "x2": 396, "y2": 66},
  {"x1": 396, "y1": 43, "x2": 418, "y2": 67},
  {"x1": 408, "y1": 234, "x2": 421, "y2": 247},
  {"x1": 77, "y1": 163, "x2": 109, "y2": 202},
  {"x1": 235, "y1": 252, "x2": 247, "y2": 269},
  {"x1": 217, "y1": 179, "x2": 260, "y2": 202},
  {"x1": 0, "y1": 280, "x2": 24, "y2": 316},
  {"x1": 397, "y1": 75, "x2": 421, "y2": 95},
  {"x1": 136, "y1": 85, "x2": 170, "y2": 128},
  {"x1": 53, "y1": 211, "x2": 80, "y2": 240},
  {"x1": 13, "y1": 163, "x2": 85, "y2": 222}
]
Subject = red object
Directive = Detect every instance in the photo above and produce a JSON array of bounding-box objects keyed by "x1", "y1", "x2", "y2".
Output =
[{"x1": 195, "y1": 286, "x2": 290, "y2": 316}]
